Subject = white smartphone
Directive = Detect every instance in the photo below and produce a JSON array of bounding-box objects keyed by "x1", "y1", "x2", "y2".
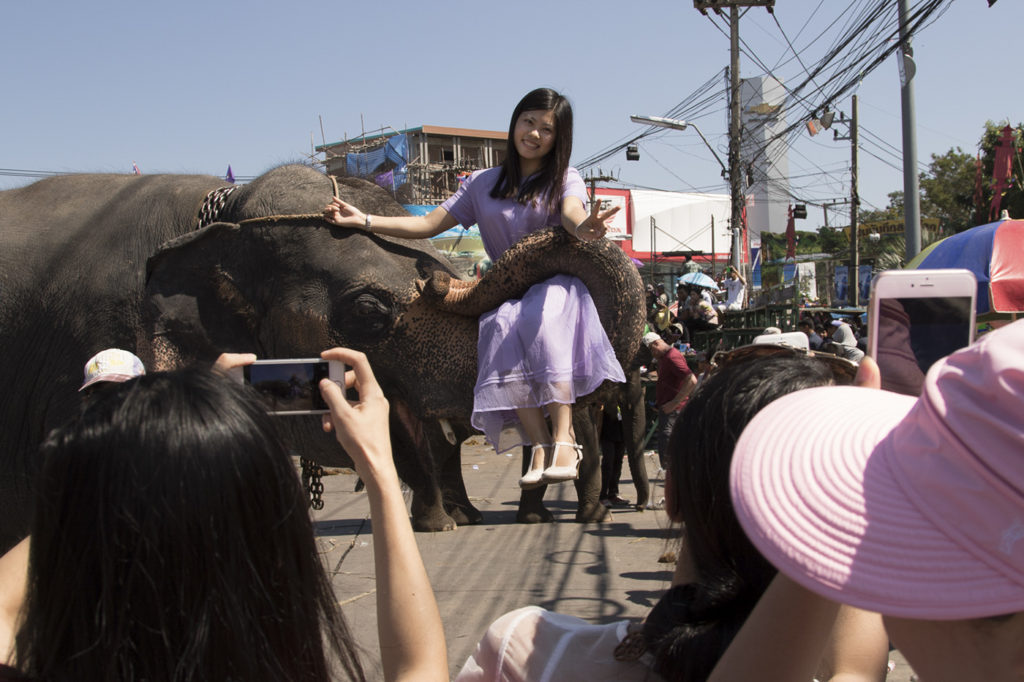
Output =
[
  {"x1": 234, "y1": 359, "x2": 344, "y2": 415},
  {"x1": 868, "y1": 269, "x2": 977, "y2": 396}
]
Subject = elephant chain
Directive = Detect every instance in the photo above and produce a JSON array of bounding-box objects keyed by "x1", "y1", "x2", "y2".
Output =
[
  {"x1": 196, "y1": 185, "x2": 238, "y2": 230},
  {"x1": 300, "y1": 457, "x2": 325, "y2": 510}
]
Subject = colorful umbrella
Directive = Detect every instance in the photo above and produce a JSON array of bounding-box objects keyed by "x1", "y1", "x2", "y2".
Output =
[{"x1": 906, "y1": 217, "x2": 1024, "y2": 315}]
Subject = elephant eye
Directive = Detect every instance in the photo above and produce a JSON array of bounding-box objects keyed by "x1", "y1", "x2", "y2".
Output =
[{"x1": 349, "y1": 292, "x2": 393, "y2": 337}]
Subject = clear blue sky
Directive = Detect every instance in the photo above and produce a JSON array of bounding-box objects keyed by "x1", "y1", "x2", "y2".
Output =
[{"x1": 3, "y1": 1, "x2": 1020, "y2": 231}]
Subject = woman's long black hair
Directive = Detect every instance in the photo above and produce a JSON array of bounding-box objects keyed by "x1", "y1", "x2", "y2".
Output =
[
  {"x1": 15, "y1": 367, "x2": 365, "y2": 681},
  {"x1": 490, "y1": 87, "x2": 574, "y2": 213},
  {"x1": 643, "y1": 354, "x2": 842, "y2": 681}
]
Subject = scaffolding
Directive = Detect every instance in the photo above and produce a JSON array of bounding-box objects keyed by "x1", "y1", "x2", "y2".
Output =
[{"x1": 318, "y1": 125, "x2": 507, "y2": 206}]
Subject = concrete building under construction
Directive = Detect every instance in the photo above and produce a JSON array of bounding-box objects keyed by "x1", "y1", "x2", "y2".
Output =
[{"x1": 317, "y1": 126, "x2": 508, "y2": 206}]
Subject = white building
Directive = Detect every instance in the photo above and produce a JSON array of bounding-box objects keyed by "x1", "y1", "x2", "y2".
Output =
[{"x1": 739, "y1": 75, "x2": 791, "y2": 237}]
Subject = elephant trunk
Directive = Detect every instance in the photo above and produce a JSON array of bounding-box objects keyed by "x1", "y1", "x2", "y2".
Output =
[{"x1": 416, "y1": 227, "x2": 645, "y2": 367}]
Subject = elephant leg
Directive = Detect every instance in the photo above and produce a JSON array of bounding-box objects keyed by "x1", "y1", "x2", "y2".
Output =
[
  {"x1": 438, "y1": 430, "x2": 482, "y2": 526},
  {"x1": 573, "y1": 404, "x2": 610, "y2": 523},
  {"x1": 516, "y1": 444, "x2": 553, "y2": 524},
  {"x1": 621, "y1": 369, "x2": 650, "y2": 508},
  {"x1": 389, "y1": 414, "x2": 457, "y2": 532}
]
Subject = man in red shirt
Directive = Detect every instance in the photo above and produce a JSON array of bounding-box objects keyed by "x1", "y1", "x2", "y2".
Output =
[{"x1": 643, "y1": 332, "x2": 697, "y2": 471}]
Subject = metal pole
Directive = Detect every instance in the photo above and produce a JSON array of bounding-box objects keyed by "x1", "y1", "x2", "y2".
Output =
[
  {"x1": 728, "y1": 5, "x2": 744, "y2": 275},
  {"x1": 849, "y1": 95, "x2": 860, "y2": 307},
  {"x1": 650, "y1": 216, "x2": 656, "y2": 284},
  {"x1": 711, "y1": 214, "x2": 716, "y2": 277},
  {"x1": 899, "y1": 0, "x2": 921, "y2": 260}
]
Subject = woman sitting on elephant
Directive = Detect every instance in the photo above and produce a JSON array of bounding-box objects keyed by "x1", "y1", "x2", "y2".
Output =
[
  {"x1": 0, "y1": 350, "x2": 447, "y2": 682},
  {"x1": 324, "y1": 87, "x2": 623, "y2": 489}
]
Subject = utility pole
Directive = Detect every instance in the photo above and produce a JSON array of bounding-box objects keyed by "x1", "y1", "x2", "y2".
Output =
[
  {"x1": 583, "y1": 171, "x2": 616, "y2": 207},
  {"x1": 849, "y1": 95, "x2": 860, "y2": 307},
  {"x1": 694, "y1": 0, "x2": 775, "y2": 276},
  {"x1": 833, "y1": 99, "x2": 859, "y2": 307},
  {"x1": 898, "y1": 0, "x2": 921, "y2": 261},
  {"x1": 728, "y1": 5, "x2": 743, "y2": 275}
]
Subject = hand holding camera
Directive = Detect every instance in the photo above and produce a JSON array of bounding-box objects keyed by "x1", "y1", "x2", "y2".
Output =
[{"x1": 318, "y1": 348, "x2": 396, "y2": 492}]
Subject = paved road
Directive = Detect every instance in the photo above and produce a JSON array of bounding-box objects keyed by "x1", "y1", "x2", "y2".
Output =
[{"x1": 311, "y1": 438, "x2": 914, "y2": 681}]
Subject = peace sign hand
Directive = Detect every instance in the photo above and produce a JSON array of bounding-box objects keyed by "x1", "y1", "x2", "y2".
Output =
[{"x1": 574, "y1": 202, "x2": 620, "y2": 242}]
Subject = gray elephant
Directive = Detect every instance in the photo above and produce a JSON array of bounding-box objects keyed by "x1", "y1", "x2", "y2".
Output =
[{"x1": 0, "y1": 164, "x2": 644, "y2": 552}]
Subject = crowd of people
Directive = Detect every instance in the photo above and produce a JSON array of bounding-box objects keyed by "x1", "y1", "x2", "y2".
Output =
[{"x1": 1, "y1": 86, "x2": 1019, "y2": 681}]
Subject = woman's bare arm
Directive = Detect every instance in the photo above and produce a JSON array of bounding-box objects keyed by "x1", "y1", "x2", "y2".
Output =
[
  {"x1": 319, "y1": 348, "x2": 447, "y2": 682},
  {"x1": 324, "y1": 199, "x2": 457, "y2": 239}
]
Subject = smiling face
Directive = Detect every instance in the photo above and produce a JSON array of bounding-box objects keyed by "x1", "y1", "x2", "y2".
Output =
[{"x1": 513, "y1": 109, "x2": 557, "y2": 175}]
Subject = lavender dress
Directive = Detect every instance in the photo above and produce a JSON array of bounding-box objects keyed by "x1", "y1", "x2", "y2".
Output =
[{"x1": 442, "y1": 167, "x2": 626, "y2": 452}]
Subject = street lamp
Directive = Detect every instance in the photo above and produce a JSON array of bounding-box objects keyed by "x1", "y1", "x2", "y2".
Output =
[
  {"x1": 630, "y1": 113, "x2": 740, "y2": 272},
  {"x1": 629, "y1": 115, "x2": 727, "y2": 176}
]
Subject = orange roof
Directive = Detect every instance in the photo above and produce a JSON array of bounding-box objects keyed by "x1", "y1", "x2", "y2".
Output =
[{"x1": 413, "y1": 125, "x2": 506, "y2": 140}]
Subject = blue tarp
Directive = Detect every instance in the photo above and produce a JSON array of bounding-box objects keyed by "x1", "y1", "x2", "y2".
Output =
[{"x1": 347, "y1": 134, "x2": 409, "y2": 179}]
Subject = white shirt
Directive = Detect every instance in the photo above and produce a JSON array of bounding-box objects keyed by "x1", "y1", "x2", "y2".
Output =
[
  {"x1": 455, "y1": 606, "x2": 661, "y2": 682},
  {"x1": 723, "y1": 277, "x2": 745, "y2": 307}
]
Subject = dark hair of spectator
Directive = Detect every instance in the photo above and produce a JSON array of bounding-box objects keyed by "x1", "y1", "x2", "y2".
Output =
[
  {"x1": 643, "y1": 354, "x2": 840, "y2": 681},
  {"x1": 491, "y1": 87, "x2": 573, "y2": 213},
  {"x1": 16, "y1": 367, "x2": 365, "y2": 682}
]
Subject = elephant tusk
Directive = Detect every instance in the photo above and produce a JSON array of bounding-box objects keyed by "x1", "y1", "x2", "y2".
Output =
[{"x1": 439, "y1": 418, "x2": 457, "y2": 445}]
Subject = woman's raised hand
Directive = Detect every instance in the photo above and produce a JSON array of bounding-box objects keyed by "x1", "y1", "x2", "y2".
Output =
[
  {"x1": 574, "y1": 201, "x2": 620, "y2": 242},
  {"x1": 318, "y1": 348, "x2": 395, "y2": 492},
  {"x1": 323, "y1": 197, "x2": 366, "y2": 228}
]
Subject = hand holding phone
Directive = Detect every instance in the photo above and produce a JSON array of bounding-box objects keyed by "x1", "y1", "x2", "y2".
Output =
[
  {"x1": 238, "y1": 358, "x2": 344, "y2": 415},
  {"x1": 868, "y1": 269, "x2": 976, "y2": 396},
  {"x1": 318, "y1": 348, "x2": 394, "y2": 489}
]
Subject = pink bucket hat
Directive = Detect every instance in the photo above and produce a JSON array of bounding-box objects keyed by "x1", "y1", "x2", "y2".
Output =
[
  {"x1": 79, "y1": 348, "x2": 146, "y2": 391},
  {"x1": 730, "y1": 319, "x2": 1024, "y2": 620}
]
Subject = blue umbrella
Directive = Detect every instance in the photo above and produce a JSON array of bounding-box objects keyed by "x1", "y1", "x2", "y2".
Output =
[{"x1": 678, "y1": 271, "x2": 718, "y2": 290}]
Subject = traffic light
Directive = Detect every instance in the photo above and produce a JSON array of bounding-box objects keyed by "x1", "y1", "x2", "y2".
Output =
[{"x1": 626, "y1": 144, "x2": 640, "y2": 161}]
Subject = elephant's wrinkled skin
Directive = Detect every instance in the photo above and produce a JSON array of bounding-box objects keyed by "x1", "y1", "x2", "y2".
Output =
[{"x1": 0, "y1": 165, "x2": 644, "y2": 552}]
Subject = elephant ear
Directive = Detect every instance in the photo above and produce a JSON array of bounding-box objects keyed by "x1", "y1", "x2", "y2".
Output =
[{"x1": 142, "y1": 222, "x2": 262, "y2": 370}]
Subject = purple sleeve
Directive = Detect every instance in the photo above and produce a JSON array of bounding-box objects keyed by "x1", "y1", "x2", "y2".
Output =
[
  {"x1": 563, "y1": 167, "x2": 587, "y2": 207},
  {"x1": 440, "y1": 169, "x2": 484, "y2": 228}
]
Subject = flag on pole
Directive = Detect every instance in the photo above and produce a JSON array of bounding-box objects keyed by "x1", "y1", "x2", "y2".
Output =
[
  {"x1": 132, "y1": 162, "x2": 141, "y2": 176},
  {"x1": 225, "y1": 165, "x2": 235, "y2": 184}
]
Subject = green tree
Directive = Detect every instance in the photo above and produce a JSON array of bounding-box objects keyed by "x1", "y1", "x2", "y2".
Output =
[
  {"x1": 919, "y1": 147, "x2": 977, "y2": 233},
  {"x1": 859, "y1": 191, "x2": 904, "y2": 224},
  {"x1": 817, "y1": 191, "x2": 902, "y2": 260},
  {"x1": 818, "y1": 226, "x2": 847, "y2": 255},
  {"x1": 915, "y1": 121, "x2": 1023, "y2": 233}
]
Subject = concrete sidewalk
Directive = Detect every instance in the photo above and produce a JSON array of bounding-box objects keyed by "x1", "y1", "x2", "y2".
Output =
[{"x1": 311, "y1": 438, "x2": 913, "y2": 681}]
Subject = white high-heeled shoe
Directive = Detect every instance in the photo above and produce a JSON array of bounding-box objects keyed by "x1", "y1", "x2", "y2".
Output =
[
  {"x1": 518, "y1": 444, "x2": 550, "y2": 489},
  {"x1": 541, "y1": 441, "x2": 582, "y2": 482}
]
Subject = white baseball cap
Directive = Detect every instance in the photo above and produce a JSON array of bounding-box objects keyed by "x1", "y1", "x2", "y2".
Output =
[
  {"x1": 79, "y1": 349, "x2": 146, "y2": 391},
  {"x1": 642, "y1": 332, "x2": 662, "y2": 347}
]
